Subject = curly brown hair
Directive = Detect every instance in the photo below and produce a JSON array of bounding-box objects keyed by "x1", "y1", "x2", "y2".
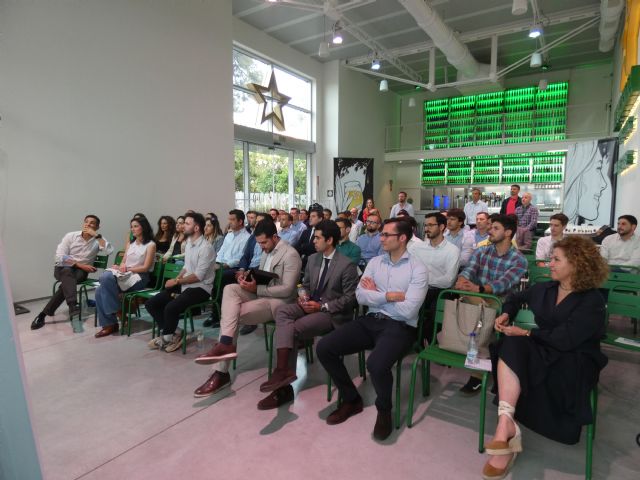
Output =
[{"x1": 553, "y1": 236, "x2": 609, "y2": 292}]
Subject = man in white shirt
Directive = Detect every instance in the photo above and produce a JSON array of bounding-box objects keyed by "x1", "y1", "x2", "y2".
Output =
[
  {"x1": 349, "y1": 207, "x2": 363, "y2": 242},
  {"x1": 463, "y1": 188, "x2": 488, "y2": 228},
  {"x1": 409, "y1": 212, "x2": 460, "y2": 342},
  {"x1": 444, "y1": 209, "x2": 474, "y2": 266},
  {"x1": 31, "y1": 214, "x2": 113, "y2": 330},
  {"x1": 535, "y1": 213, "x2": 568, "y2": 265},
  {"x1": 146, "y1": 212, "x2": 217, "y2": 353},
  {"x1": 389, "y1": 191, "x2": 415, "y2": 218},
  {"x1": 600, "y1": 215, "x2": 640, "y2": 267}
]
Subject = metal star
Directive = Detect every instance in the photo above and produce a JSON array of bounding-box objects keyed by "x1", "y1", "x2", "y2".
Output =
[{"x1": 246, "y1": 71, "x2": 291, "y2": 131}]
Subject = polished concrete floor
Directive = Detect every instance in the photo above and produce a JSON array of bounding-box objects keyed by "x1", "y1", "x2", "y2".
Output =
[{"x1": 15, "y1": 298, "x2": 640, "y2": 480}]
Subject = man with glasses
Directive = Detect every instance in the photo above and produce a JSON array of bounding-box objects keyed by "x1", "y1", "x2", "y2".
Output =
[
  {"x1": 356, "y1": 213, "x2": 384, "y2": 268},
  {"x1": 408, "y1": 212, "x2": 460, "y2": 343},
  {"x1": 317, "y1": 218, "x2": 428, "y2": 441}
]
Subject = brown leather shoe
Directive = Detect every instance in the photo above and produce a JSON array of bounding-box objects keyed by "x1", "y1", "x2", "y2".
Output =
[
  {"x1": 193, "y1": 371, "x2": 231, "y2": 398},
  {"x1": 95, "y1": 324, "x2": 119, "y2": 338},
  {"x1": 326, "y1": 397, "x2": 364, "y2": 425},
  {"x1": 259, "y1": 368, "x2": 297, "y2": 393},
  {"x1": 257, "y1": 385, "x2": 294, "y2": 410},
  {"x1": 373, "y1": 411, "x2": 393, "y2": 441},
  {"x1": 194, "y1": 342, "x2": 237, "y2": 365}
]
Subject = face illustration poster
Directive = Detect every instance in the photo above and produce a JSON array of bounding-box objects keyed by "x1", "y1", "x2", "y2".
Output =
[
  {"x1": 564, "y1": 138, "x2": 618, "y2": 227},
  {"x1": 333, "y1": 158, "x2": 374, "y2": 216}
]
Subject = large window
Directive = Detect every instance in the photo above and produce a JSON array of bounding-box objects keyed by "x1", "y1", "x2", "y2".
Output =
[
  {"x1": 234, "y1": 140, "x2": 310, "y2": 212},
  {"x1": 233, "y1": 48, "x2": 312, "y2": 141}
]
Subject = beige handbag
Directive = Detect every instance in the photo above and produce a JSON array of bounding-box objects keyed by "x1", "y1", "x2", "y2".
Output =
[{"x1": 436, "y1": 296, "x2": 498, "y2": 358}]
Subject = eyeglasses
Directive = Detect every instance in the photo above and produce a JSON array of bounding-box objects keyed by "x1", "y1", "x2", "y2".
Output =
[
  {"x1": 366, "y1": 220, "x2": 379, "y2": 225},
  {"x1": 424, "y1": 223, "x2": 439, "y2": 227},
  {"x1": 379, "y1": 232, "x2": 400, "y2": 238}
]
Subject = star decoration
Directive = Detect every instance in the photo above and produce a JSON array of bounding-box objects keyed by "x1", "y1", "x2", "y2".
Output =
[{"x1": 246, "y1": 71, "x2": 291, "y2": 131}]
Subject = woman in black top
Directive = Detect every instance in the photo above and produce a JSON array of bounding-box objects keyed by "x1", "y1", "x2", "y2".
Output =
[
  {"x1": 153, "y1": 216, "x2": 176, "y2": 255},
  {"x1": 483, "y1": 236, "x2": 609, "y2": 480}
]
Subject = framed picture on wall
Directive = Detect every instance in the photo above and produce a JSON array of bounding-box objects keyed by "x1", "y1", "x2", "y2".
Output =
[{"x1": 333, "y1": 157, "x2": 374, "y2": 217}]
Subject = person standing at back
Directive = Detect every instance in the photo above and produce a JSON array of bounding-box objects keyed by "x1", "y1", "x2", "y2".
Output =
[
  {"x1": 500, "y1": 184, "x2": 522, "y2": 215},
  {"x1": 463, "y1": 188, "x2": 488, "y2": 228},
  {"x1": 389, "y1": 191, "x2": 415, "y2": 218}
]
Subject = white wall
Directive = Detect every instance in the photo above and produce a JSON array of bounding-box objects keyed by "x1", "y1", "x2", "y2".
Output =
[{"x1": 0, "y1": 0, "x2": 235, "y2": 301}]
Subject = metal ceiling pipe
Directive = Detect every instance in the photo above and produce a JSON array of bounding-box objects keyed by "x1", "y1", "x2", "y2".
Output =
[
  {"x1": 398, "y1": 0, "x2": 484, "y2": 79},
  {"x1": 598, "y1": 0, "x2": 624, "y2": 52}
]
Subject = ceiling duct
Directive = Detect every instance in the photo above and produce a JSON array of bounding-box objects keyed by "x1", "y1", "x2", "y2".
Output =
[
  {"x1": 598, "y1": 0, "x2": 624, "y2": 52},
  {"x1": 398, "y1": 0, "x2": 502, "y2": 93}
]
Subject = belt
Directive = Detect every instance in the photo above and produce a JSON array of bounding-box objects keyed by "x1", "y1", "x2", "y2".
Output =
[{"x1": 366, "y1": 312, "x2": 390, "y2": 320}]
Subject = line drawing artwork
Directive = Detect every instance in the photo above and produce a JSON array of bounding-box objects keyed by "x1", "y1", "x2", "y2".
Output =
[
  {"x1": 564, "y1": 139, "x2": 616, "y2": 226},
  {"x1": 333, "y1": 158, "x2": 373, "y2": 215}
]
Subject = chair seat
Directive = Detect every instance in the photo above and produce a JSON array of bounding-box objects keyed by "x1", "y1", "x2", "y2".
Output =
[{"x1": 421, "y1": 345, "x2": 476, "y2": 370}]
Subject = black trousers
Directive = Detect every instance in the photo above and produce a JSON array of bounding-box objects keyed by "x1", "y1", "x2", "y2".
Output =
[
  {"x1": 43, "y1": 267, "x2": 89, "y2": 316},
  {"x1": 145, "y1": 286, "x2": 210, "y2": 335},
  {"x1": 422, "y1": 286, "x2": 444, "y2": 344},
  {"x1": 316, "y1": 314, "x2": 417, "y2": 412}
]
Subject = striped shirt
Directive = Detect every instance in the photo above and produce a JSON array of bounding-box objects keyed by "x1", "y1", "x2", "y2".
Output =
[{"x1": 460, "y1": 244, "x2": 527, "y2": 296}]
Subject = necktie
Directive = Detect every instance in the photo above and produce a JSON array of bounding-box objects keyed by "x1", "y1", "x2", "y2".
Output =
[
  {"x1": 312, "y1": 257, "x2": 330, "y2": 301},
  {"x1": 309, "y1": 227, "x2": 315, "y2": 244}
]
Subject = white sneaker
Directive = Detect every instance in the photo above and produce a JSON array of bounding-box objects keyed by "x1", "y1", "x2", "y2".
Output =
[
  {"x1": 148, "y1": 336, "x2": 165, "y2": 350},
  {"x1": 162, "y1": 332, "x2": 184, "y2": 353}
]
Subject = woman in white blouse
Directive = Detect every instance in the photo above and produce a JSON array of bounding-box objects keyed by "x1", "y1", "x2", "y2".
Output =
[{"x1": 94, "y1": 216, "x2": 156, "y2": 338}]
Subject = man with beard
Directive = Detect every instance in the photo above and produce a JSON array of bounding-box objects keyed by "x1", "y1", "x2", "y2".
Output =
[
  {"x1": 356, "y1": 213, "x2": 384, "y2": 268},
  {"x1": 146, "y1": 212, "x2": 216, "y2": 353},
  {"x1": 600, "y1": 214, "x2": 640, "y2": 267},
  {"x1": 454, "y1": 214, "x2": 527, "y2": 396}
]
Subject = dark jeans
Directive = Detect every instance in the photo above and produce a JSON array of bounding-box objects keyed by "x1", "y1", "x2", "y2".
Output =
[
  {"x1": 316, "y1": 314, "x2": 417, "y2": 412},
  {"x1": 422, "y1": 287, "x2": 444, "y2": 344},
  {"x1": 145, "y1": 286, "x2": 210, "y2": 335},
  {"x1": 43, "y1": 267, "x2": 89, "y2": 316}
]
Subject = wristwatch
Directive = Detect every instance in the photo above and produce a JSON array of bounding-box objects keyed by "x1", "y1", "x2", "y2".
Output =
[
  {"x1": 95, "y1": 234, "x2": 102, "y2": 239},
  {"x1": 320, "y1": 303, "x2": 329, "y2": 313},
  {"x1": 478, "y1": 284, "x2": 485, "y2": 293}
]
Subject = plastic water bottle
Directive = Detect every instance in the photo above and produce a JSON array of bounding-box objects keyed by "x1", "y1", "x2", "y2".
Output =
[
  {"x1": 466, "y1": 332, "x2": 479, "y2": 365},
  {"x1": 196, "y1": 330, "x2": 205, "y2": 350},
  {"x1": 297, "y1": 284, "x2": 309, "y2": 302}
]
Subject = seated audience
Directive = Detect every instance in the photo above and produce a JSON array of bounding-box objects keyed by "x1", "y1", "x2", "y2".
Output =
[
  {"x1": 204, "y1": 215, "x2": 225, "y2": 253},
  {"x1": 257, "y1": 220, "x2": 358, "y2": 409},
  {"x1": 470, "y1": 212, "x2": 491, "y2": 248},
  {"x1": 444, "y1": 209, "x2": 474, "y2": 266},
  {"x1": 454, "y1": 214, "x2": 527, "y2": 395},
  {"x1": 335, "y1": 217, "x2": 362, "y2": 265},
  {"x1": 317, "y1": 218, "x2": 427, "y2": 441},
  {"x1": 191, "y1": 220, "x2": 302, "y2": 397},
  {"x1": 515, "y1": 192, "x2": 539, "y2": 251},
  {"x1": 94, "y1": 216, "x2": 156, "y2": 338},
  {"x1": 290, "y1": 207, "x2": 307, "y2": 235},
  {"x1": 323, "y1": 208, "x2": 333, "y2": 221},
  {"x1": 31, "y1": 215, "x2": 114, "y2": 330},
  {"x1": 146, "y1": 212, "x2": 216, "y2": 353},
  {"x1": 245, "y1": 210, "x2": 258, "y2": 234},
  {"x1": 356, "y1": 213, "x2": 384, "y2": 267},
  {"x1": 535, "y1": 213, "x2": 568, "y2": 265},
  {"x1": 600, "y1": 214, "x2": 640, "y2": 267},
  {"x1": 296, "y1": 206, "x2": 324, "y2": 262},
  {"x1": 484, "y1": 236, "x2": 608, "y2": 479},
  {"x1": 299, "y1": 208, "x2": 309, "y2": 227},
  {"x1": 278, "y1": 211, "x2": 302, "y2": 247},
  {"x1": 217, "y1": 209, "x2": 251, "y2": 284},
  {"x1": 349, "y1": 207, "x2": 363, "y2": 242},
  {"x1": 154, "y1": 216, "x2": 177, "y2": 255},
  {"x1": 408, "y1": 212, "x2": 460, "y2": 342},
  {"x1": 162, "y1": 215, "x2": 186, "y2": 261}
]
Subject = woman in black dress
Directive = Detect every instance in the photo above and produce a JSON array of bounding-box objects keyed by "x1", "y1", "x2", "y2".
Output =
[
  {"x1": 153, "y1": 216, "x2": 176, "y2": 255},
  {"x1": 483, "y1": 236, "x2": 609, "y2": 480}
]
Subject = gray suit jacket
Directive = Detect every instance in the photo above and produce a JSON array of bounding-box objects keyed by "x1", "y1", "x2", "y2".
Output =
[
  {"x1": 257, "y1": 240, "x2": 302, "y2": 306},
  {"x1": 304, "y1": 250, "x2": 358, "y2": 326}
]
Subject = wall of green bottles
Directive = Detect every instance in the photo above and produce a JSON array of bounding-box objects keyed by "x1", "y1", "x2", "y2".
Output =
[
  {"x1": 424, "y1": 82, "x2": 568, "y2": 149},
  {"x1": 421, "y1": 152, "x2": 566, "y2": 185}
]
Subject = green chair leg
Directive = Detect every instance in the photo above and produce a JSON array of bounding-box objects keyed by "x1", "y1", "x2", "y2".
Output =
[
  {"x1": 326, "y1": 373, "x2": 333, "y2": 402},
  {"x1": 406, "y1": 356, "x2": 422, "y2": 428},
  {"x1": 232, "y1": 358, "x2": 237, "y2": 370},
  {"x1": 586, "y1": 422, "x2": 593, "y2": 480},
  {"x1": 394, "y1": 360, "x2": 403, "y2": 429},
  {"x1": 306, "y1": 341, "x2": 314, "y2": 364},
  {"x1": 478, "y1": 372, "x2": 488, "y2": 453},
  {"x1": 358, "y1": 350, "x2": 366, "y2": 380},
  {"x1": 263, "y1": 323, "x2": 269, "y2": 352},
  {"x1": 424, "y1": 361, "x2": 431, "y2": 397}
]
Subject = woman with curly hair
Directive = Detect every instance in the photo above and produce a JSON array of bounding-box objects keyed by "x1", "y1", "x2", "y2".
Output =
[
  {"x1": 154, "y1": 215, "x2": 177, "y2": 255},
  {"x1": 482, "y1": 236, "x2": 609, "y2": 479}
]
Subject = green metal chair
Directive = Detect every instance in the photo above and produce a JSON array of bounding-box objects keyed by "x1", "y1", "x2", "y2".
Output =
[
  {"x1": 603, "y1": 285, "x2": 640, "y2": 351},
  {"x1": 512, "y1": 309, "x2": 598, "y2": 480},
  {"x1": 527, "y1": 264, "x2": 551, "y2": 286},
  {"x1": 406, "y1": 289, "x2": 502, "y2": 453}
]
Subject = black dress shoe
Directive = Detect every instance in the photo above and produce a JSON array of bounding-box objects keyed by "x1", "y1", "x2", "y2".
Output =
[
  {"x1": 373, "y1": 411, "x2": 393, "y2": 441},
  {"x1": 257, "y1": 385, "x2": 294, "y2": 410},
  {"x1": 203, "y1": 316, "x2": 220, "y2": 328},
  {"x1": 31, "y1": 313, "x2": 46, "y2": 330},
  {"x1": 239, "y1": 324, "x2": 257, "y2": 335},
  {"x1": 326, "y1": 397, "x2": 364, "y2": 425}
]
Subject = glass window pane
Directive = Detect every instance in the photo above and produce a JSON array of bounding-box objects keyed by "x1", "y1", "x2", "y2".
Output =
[
  {"x1": 233, "y1": 88, "x2": 271, "y2": 133},
  {"x1": 274, "y1": 67, "x2": 311, "y2": 111},
  {"x1": 234, "y1": 141, "x2": 246, "y2": 211},
  {"x1": 293, "y1": 152, "x2": 308, "y2": 209},
  {"x1": 233, "y1": 50, "x2": 271, "y2": 87},
  {"x1": 248, "y1": 145, "x2": 290, "y2": 211},
  {"x1": 279, "y1": 107, "x2": 311, "y2": 141}
]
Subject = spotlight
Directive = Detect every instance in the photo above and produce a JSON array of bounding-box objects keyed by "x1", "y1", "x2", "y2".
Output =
[
  {"x1": 530, "y1": 52, "x2": 542, "y2": 68},
  {"x1": 332, "y1": 24, "x2": 343, "y2": 45},
  {"x1": 371, "y1": 59, "x2": 380, "y2": 71},
  {"x1": 318, "y1": 41, "x2": 329, "y2": 58},
  {"x1": 379, "y1": 80, "x2": 389, "y2": 92},
  {"x1": 529, "y1": 24, "x2": 543, "y2": 38}
]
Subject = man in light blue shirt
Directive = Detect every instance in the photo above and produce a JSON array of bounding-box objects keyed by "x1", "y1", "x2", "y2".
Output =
[
  {"x1": 290, "y1": 207, "x2": 307, "y2": 235},
  {"x1": 278, "y1": 212, "x2": 302, "y2": 247},
  {"x1": 356, "y1": 213, "x2": 384, "y2": 267},
  {"x1": 217, "y1": 209, "x2": 250, "y2": 269},
  {"x1": 317, "y1": 218, "x2": 428, "y2": 442},
  {"x1": 463, "y1": 188, "x2": 488, "y2": 227},
  {"x1": 444, "y1": 209, "x2": 474, "y2": 266}
]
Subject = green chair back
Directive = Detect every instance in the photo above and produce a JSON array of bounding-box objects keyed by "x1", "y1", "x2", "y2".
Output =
[
  {"x1": 211, "y1": 263, "x2": 224, "y2": 303},
  {"x1": 161, "y1": 262, "x2": 183, "y2": 281},
  {"x1": 601, "y1": 270, "x2": 640, "y2": 291},
  {"x1": 528, "y1": 265, "x2": 552, "y2": 286},
  {"x1": 114, "y1": 250, "x2": 125, "y2": 265},
  {"x1": 149, "y1": 260, "x2": 165, "y2": 289},
  {"x1": 93, "y1": 255, "x2": 109, "y2": 269}
]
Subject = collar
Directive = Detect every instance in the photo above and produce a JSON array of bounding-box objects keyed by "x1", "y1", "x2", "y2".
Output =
[
  {"x1": 189, "y1": 234, "x2": 205, "y2": 247},
  {"x1": 428, "y1": 237, "x2": 447, "y2": 249},
  {"x1": 323, "y1": 249, "x2": 336, "y2": 261},
  {"x1": 383, "y1": 249, "x2": 409, "y2": 265}
]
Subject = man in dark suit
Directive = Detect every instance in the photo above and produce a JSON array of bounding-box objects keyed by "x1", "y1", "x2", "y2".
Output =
[
  {"x1": 257, "y1": 220, "x2": 359, "y2": 410},
  {"x1": 296, "y1": 207, "x2": 323, "y2": 258}
]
